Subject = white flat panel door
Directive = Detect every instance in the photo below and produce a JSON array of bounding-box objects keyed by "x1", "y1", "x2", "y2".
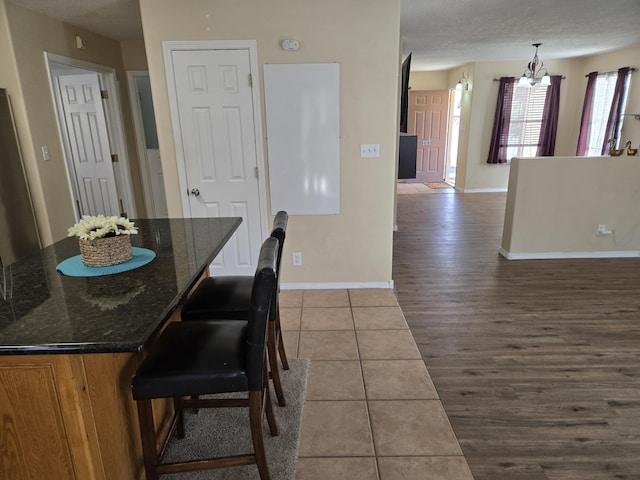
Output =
[
  {"x1": 58, "y1": 73, "x2": 119, "y2": 216},
  {"x1": 172, "y1": 49, "x2": 261, "y2": 275}
]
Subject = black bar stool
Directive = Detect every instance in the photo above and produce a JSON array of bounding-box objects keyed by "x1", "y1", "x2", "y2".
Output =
[
  {"x1": 131, "y1": 237, "x2": 279, "y2": 480},
  {"x1": 181, "y1": 211, "x2": 289, "y2": 406}
]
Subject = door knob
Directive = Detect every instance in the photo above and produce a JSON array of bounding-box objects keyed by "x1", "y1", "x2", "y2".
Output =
[{"x1": 190, "y1": 188, "x2": 200, "y2": 197}]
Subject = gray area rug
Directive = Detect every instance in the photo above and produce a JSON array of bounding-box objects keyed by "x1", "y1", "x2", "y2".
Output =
[{"x1": 163, "y1": 358, "x2": 309, "y2": 480}]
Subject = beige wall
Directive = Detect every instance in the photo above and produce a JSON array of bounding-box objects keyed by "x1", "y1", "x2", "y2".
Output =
[
  {"x1": 0, "y1": 2, "x2": 18, "y2": 101},
  {"x1": 409, "y1": 70, "x2": 449, "y2": 91},
  {"x1": 1, "y1": 0, "x2": 51, "y2": 244},
  {"x1": 120, "y1": 39, "x2": 148, "y2": 71},
  {"x1": 502, "y1": 156, "x2": 640, "y2": 257},
  {"x1": 140, "y1": 0, "x2": 401, "y2": 285},
  {"x1": 2, "y1": 1, "x2": 144, "y2": 244}
]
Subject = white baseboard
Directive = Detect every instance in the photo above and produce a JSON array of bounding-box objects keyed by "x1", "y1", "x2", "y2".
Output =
[
  {"x1": 281, "y1": 281, "x2": 394, "y2": 290},
  {"x1": 499, "y1": 248, "x2": 640, "y2": 260},
  {"x1": 461, "y1": 188, "x2": 508, "y2": 193}
]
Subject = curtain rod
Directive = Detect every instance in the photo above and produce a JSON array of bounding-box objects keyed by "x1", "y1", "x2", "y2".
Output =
[
  {"x1": 491, "y1": 67, "x2": 637, "y2": 81},
  {"x1": 492, "y1": 76, "x2": 566, "y2": 82},
  {"x1": 585, "y1": 67, "x2": 637, "y2": 77}
]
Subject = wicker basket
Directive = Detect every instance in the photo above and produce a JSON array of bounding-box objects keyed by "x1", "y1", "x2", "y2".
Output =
[{"x1": 79, "y1": 235, "x2": 132, "y2": 267}]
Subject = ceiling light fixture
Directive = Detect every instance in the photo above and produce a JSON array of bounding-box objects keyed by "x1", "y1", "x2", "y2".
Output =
[{"x1": 518, "y1": 43, "x2": 550, "y2": 87}]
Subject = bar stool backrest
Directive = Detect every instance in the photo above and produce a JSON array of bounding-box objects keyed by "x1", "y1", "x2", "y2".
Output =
[
  {"x1": 246, "y1": 236, "x2": 278, "y2": 391},
  {"x1": 269, "y1": 211, "x2": 288, "y2": 319}
]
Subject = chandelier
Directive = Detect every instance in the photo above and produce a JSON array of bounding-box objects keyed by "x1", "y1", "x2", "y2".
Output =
[{"x1": 518, "y1": 43, "x2": 551, "y2": 87}]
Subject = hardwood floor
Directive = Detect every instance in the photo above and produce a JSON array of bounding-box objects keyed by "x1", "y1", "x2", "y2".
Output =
[{"x1": 392, "y1": 192, "x2": 640, "y2": 480}]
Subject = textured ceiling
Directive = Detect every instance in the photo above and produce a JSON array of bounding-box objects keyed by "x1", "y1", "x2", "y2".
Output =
[
  {"x1": 402, "y1": 0, "x2": 640, "y2": 70},
  {"x1": 7, "y1": 0, "x2": 640, "y2": 69},
  {"x1": 9, "y1": 0, "x2": 142, "y2": 40}
]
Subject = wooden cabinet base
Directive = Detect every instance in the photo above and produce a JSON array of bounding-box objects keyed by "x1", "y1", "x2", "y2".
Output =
[{"x1": 0, "y1": 348, "x2": 173, "y2": 479}]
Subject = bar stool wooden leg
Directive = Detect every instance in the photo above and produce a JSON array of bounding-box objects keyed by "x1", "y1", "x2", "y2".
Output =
[
  {"x1": 263, "y1": 352, "x2": 279, "y2": 436},
  {"x1": 268, "y1": 320, "x2": 286, "y2": 407},
  {"x1": 275, "y1": 307, "x2": 290, "y2": 370},
  {"x1": 136, "y1": 399, "x2": 160, "y2": 480},
  {"x1": 250, "y1": 391, "x2": 272, "y2": 480},
  {"x1": 173, "y1": 397, "x2": 185, "y2": 439}
]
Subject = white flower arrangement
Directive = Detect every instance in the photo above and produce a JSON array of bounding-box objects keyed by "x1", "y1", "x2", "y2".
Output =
[{"x1": 67, "y1": 215, "x2": 138, "y2": 241}]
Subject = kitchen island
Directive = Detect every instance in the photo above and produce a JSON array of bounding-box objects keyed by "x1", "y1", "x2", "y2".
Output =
[{"x1": 0, "y1": 217, "x2": 241, "y2": 480}]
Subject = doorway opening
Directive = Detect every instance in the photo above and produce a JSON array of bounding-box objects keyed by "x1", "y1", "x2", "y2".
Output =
[
  {"x1": 445, "y1": 86, "x2": 462, "y2": 186},
  {"x1": 127, "y1": 71, "x2": 168, "y2": 218},
  {"x1": 45, "y1": 53, "x2": 136, "y2": 219}
]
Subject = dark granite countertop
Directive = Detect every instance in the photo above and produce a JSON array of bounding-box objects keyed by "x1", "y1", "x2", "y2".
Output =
[{"x1": 0, "y1": 217, "x2": 241, "y2": 355}]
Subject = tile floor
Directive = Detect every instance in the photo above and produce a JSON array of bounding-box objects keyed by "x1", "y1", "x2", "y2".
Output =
[{"x1": 279, "y1": 289, "x2": 474, "y2": 480}]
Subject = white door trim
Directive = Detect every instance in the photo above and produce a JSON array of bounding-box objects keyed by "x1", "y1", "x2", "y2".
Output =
[
  {"x1": 44, "y1": 52, "x2": 137, "y2": 218},
  {"x1": 101, "y1": 69, "x2": 137, "y2": 217},
  {"x1": 162, "y1": 40, "x2": 268, "y2": 238},
  {"x1": 127, "y1": 70, "x2": 157, "y2": 217}
]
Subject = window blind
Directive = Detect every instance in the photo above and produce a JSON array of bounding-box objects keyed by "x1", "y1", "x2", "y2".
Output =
[
  {"x1": 506, "y1": 84, "x2": 548, "y2": 159},
  {"x1": 586, "y1": 72, "x2": 618, "y2": 156}
]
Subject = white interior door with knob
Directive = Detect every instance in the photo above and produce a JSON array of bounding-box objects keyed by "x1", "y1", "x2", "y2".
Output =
[
  {"x1": 58, "y1": 73, "x2": 120, "y2": 216},
  {"x1": 408, "y1": 90, "x2": 449, "y2": 183},
  {"x1": 169, "y1": 46, "x2": 264, "y2": 275}
]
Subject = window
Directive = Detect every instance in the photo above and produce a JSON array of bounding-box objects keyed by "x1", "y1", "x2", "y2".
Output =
[
  {"x1": 505, "y1": 84, "x2": 548, "y2": 159},
  {"x1": 577, "y1": 67, "x2": 632, "y2": 156},
  {"x1": 584, "y1": 72, "x2": 629, "y2": 155},
  {"x1": 487, "y1": 76, "x2": 561, "y2": 164}
]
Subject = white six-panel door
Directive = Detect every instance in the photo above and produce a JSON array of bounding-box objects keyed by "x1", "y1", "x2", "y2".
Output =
[
  {"x1": 408, "y1": 90, "x2": 449, "y2": 183},
  {"x1": 58, "y1": 73, "x2": 120, "y2": 216},
  {"x1": 171, "y1": 48, "x2": 262, "y2": 275}
]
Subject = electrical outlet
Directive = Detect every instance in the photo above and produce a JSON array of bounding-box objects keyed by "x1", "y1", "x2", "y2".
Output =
[
  {"x1": 597, "y1": 224, "x2": 613, "y2": 236},
  {"x1": 292, "y1": 252, "x2": 302, "y2": 266}
]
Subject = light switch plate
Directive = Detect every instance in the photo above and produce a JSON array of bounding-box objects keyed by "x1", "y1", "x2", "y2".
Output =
[{"x1": 360, "y1": 144, "x2": 379, "y2": 158}]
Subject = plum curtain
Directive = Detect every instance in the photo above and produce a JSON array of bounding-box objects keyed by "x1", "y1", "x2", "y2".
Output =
[
  {"x1": 601, "y1": 66, "x2": 631, "y2": 154},
  {"x1": 537, "y1": 75, "x2": 562, "y2": 156},
  {"x1": 486, "y1": 77, "x2": 515, "y2": 164},
  {"x1": 576, "y1": 71, "x2": 598, "y2": 156}
]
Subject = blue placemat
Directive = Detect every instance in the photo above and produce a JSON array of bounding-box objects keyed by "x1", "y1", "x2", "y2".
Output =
[{"x1": 56, "y1": 247, "x2": 156, "y2": 277}]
